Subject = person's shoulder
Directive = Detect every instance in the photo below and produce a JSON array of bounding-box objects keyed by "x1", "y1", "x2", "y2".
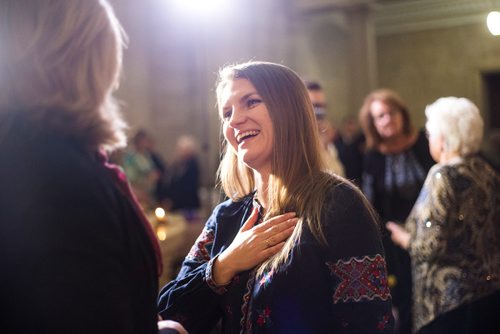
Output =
[
  {"x1": 431, "y1": 156, "x2": 483, "y2": 181},
  {"x1": 1, "y1": 119, "x2": 122, "y2": 230},
  {"x1": 2, "y1": 120, "x2": 94, "y2": 179},
  {"x1": 7, "y1": 122, "x2": 115, "y2": 203},
  {"x1": 426, "y1": 161, "x2": 458, "y2": 185},
  {"x1": 320, "y1": 180, "x2": 384, "y2": 257},
  {"x1": 324, "y1": 179, "x2": 366, "y2": 210},
  {"x1": 44, "y1": 138, "x2": 104, "y2": 185},
  {"x1": 427, "y1": 158, "x2": 482, "y2": 196},
  {"x1": 464, "y1": 154, "x2": 499, "y2": 175},
  {"x1": 321, "y1": 178, "x2": 378, "y2": 227},
  {"x1": 444, "y1": 155, "x2": 498, "y2": 190}
]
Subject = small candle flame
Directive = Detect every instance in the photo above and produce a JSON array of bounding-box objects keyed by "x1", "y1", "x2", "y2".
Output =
[
  {"x1": 155, "y1": 207, "x2": 166, "y2": 220},
  {"x1": 157, "y1": 226, "x2": 167, "y2": 241}
]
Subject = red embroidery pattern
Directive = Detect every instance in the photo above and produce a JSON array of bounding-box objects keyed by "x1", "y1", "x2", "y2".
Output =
[
  {"x1": 326, "y1": 254, "x2": 391, "y2": 303},
  {"x1": 205, "y1": 257, "x2": 229, "y2": 294},
  {"x1": 256, "y1": 307, "x2": 272, "y2": 327},
  {"x1": 186, "y1": 227, "x2": 214, "y2": 262},
  {"x1": 240, "y1": 269, "x2": 257, "y2": 334}
]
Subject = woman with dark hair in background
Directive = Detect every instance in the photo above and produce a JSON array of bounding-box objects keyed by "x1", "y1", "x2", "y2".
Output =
[
  {"x1": 0, "y1": 1, "x2": 184, "y2": 333},
  {"x1": 359, "y1": 89, "x2": 434, "y2": 334},
  {"x1": 158, "y1": 61, "x2": 394, "y2": 333}
]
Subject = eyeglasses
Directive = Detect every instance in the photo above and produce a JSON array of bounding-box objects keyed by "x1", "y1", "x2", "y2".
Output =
[{"x1": 313, "y1": 103, "x2": 327, "y2": 109}]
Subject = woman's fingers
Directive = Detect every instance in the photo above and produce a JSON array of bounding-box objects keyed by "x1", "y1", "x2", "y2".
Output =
[
  {"x1": 263, "y1": 241, "x2": 287, "y2": 257},
  {"x1": 268, "y1": 211, "x2": 296, "y2": 223},
  {"x1": 386, "y1": 221, "x2": 403, "y2": 235},
  {"x1": 219, "y1": 211, "x2": 299, "y2": 275},
  {"x1": 264, "y1": 218, "x2": 299, "y2": 247},
  {"x1": 254, "y1": 212, "x2": 296, "y2": 232},
  {"x1": 385, "y1": 221, "x2": 410, "y2": 249},
  {"x1": 271, "y1": 217, "x2": 299, "y2": 234}
]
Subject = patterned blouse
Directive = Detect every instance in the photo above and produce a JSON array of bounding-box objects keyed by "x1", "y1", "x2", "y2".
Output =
[
  {"x1": 405, "y1": 155, "x2": 500, "y2": 332},
  {"x1": 362, "y1": 130, "x2": 434, "y2": 223},
  {"x1": 158, "y1": 182, "x2": 394, "y2": 333}
]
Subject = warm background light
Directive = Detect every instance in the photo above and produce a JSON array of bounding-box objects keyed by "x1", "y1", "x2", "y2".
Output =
[
  {"x1": 156, "y1": 225, "x2": 168, "y2": 241},
  {"x1": 170, "y1": 0, "x2": 229, "y2": 19},
  {"x1": 155, "y1": 207, "x2": 166, "y2": 220},
  {"x1": 487, "y1": 11, "x2": 500, "y2": 35}
]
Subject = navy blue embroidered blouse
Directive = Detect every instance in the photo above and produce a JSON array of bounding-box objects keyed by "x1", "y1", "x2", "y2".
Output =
[{"x1": 158, "y1": 182, "x2": 394, "y2": 333}]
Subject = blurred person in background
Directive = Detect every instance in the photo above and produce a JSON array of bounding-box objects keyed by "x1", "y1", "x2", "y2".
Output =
[
  {"x1": 334, "y1": 115, "x2": 365, "y2": 185},
  {"x1": 123, "y1": 129, "x2": 166, "y2": 208},
  {"x1": 158, "y1": 61, "x2": 393, "y2": 333},
  {"x1": 0, "y1": 1, "x2": 185, "y2": 333},
  {"x1": 163, "y1": 135, "x2": 201, "y2": 218},
  {"x1": 305, "y1": 81, "x2": 345, "y2": 176},
  {"x1": 359, "y1": 88, "x2": 434, "y2": 334},
  {"x1": 386, "y1": 97, "x2": 500, "y2": 334},
  {"x1": 481, "y1": 129, "x2": 500, "y2": 173}
]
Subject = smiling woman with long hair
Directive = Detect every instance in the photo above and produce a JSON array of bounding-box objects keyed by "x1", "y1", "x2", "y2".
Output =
[{"x1": 158, "y1": 61, "x2": 394, "y2": 333}]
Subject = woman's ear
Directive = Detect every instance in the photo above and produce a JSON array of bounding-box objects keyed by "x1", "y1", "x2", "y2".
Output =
[{"x1": 440, "y1": 136, "x2": 447, "y2": 152}]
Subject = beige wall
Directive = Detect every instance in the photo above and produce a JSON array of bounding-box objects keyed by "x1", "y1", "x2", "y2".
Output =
[
  {"x1": 292, "y1": 14, "x2": 352, "y2": 124},
  {"x1": 377, "y1": 22, "x2": 500, "y2": 129},
  {"x1": 109, "y1": 0, "x2": 500, "y2": 188},
  {"x1": 112, "y1": 0, "x2": 298, "y2": 187}
]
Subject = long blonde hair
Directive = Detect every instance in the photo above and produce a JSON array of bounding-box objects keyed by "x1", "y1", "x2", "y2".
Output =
[
  {"x1": 0, "y1": 0, "x2": 127, "y2": 151},
  {"x1": 216, "y1": 61, "x2": 344, "y2": 276}
]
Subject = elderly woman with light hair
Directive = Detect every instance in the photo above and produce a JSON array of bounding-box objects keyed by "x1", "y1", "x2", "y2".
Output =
[{"x1": 387, "y1": 97, "x2": 500, "y2": 334}]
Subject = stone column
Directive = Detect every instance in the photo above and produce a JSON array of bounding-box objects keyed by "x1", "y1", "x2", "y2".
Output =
[{"x1": 343, "y1": 3, "x2": 377, "y2": 112}]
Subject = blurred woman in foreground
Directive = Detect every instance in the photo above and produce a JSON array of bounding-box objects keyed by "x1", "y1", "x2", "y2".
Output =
[{"x1": 0, "y1": 1, "x2": 184, "y2": 333}]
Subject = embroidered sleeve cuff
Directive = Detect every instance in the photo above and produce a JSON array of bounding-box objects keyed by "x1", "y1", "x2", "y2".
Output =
[{"x1": 205, "y1": 256, "x2": 230, "y2": 295}]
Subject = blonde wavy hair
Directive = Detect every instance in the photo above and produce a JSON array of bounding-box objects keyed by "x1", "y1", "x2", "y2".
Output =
[
  {"x1": 216, "y1": 61, "x2": 345, "y2": 276},
  {"x1": 0, "y1": 0, "x2": 127, "y2": 151}
]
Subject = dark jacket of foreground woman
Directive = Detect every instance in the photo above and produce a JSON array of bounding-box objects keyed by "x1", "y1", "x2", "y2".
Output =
[{"x1": 0, "y1": 112, "x2": 162, "y2": 334}]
